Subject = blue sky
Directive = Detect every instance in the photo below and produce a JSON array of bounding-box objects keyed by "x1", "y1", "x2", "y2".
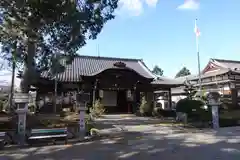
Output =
[{"x1": 80, "y1": 0, "x2": 240, "y2": 77}]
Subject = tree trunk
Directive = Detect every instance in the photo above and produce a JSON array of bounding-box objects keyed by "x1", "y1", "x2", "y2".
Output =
[
  {"x1": 54, "y1": 77, "x2": 57, "y2": 113},
  {"x1": 20, "y1": 39, "x2": 36, "y2": 93},
  {"x1": 6, "y1": 42, "x2": 16, "y2": 112},
  {"x1": 8, "y1": 49, "x2": 16, "y2": 110}
]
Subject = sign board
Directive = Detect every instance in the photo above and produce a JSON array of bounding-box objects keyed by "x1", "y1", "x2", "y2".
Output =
[
  {"x1": 127, "y1": 90, "x2": 133, "y2": 101},
  {"x1": 13, "y1": 93, "x2": 29, "y2": 103},
  {"x1": 127, "y1": 90, "x2": 131, "y2": 98}
]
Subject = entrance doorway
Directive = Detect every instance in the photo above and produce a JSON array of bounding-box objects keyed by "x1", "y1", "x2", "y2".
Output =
[{"x1": 117, "y1": 90, "x2": 128, "y2": 113}]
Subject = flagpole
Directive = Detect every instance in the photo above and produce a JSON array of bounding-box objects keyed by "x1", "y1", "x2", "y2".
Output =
[{"x1": 195, "y1": 18, "x2": 202, "y2": 92}]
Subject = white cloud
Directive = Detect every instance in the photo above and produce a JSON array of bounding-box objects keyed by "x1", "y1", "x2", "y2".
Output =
[
  {"x1": 117, "y1": 0, "x2": 159, "y2": 16},
  {"x1": 177, "y1": 0, "x2": 199, "y2": 10},
  {"x1": 145, "y1": 0, "x2": 158, "y2": 7},
  {"x1": 118, "y1": 0, "x2": 143, "y2": 16}
]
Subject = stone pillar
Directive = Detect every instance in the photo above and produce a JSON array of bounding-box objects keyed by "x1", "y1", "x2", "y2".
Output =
[
  {"x1": 13, "y1": 93, "x2": 30, "y2": 146},
  {"x1": 207, "y1": 92, "x2": 221, "y2": 130},
  {"x1": 92, "y1": 79, "x2": 99, "y2": 104},
  {"x1": 16, "y1": 107, "x2": 28, "y2": 145},
  {"x1": 79, "y1": 106, "x2": 87, "y2": 139},
  {"x1": 211, "y1": 105, "x2": 219, "y2": 129}
]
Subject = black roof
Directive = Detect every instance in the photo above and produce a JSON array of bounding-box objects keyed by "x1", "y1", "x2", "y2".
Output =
[{"x1": 41, "y1": 55, "x2": 156, "y2": 82}]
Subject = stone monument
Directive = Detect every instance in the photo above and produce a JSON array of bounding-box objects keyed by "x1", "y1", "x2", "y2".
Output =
[
  {"x1": 13, "y1": 93, "x2": 29, "y2": 145},
  {"x1": 76, "y1": 92, "x2": 90, "y2": 139},
  {"x1": 206, "y1": 92, "x2": 221, "y2": 129}
]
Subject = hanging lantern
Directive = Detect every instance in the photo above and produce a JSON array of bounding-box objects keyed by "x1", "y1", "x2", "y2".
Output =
[
  {"x1": 99, "y1": 90, "x2": 104, "y2": 98},
  {"x1": 230, "y1": 82, "x2": 235, "y2": 89},
  {"x1": 127, "y1": 90, "x2": 132, "y2": 98}
]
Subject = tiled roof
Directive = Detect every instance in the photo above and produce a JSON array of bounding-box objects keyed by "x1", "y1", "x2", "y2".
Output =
[
  {"x1": 174, "y1": 75, "x2": 198, "y2": 83},
  {"x1": 212, "y1": 58, "x2": 240, "y2": 69},
  {"x1": 154, "y1": 86, "x2": 186, "y2": 94},
  {"x1": 194, "y1": 79, "x2": 233, "y2": 86},
  {"x1": 190, "y1": 68, "x2": 231, "y2": 80},
  {"x1": 171, "y1": 86, "x2": 187, "y2": 95},
  {"x1": 41, "y1": 55, "x2": 156, "y2": 82},
  {"x1": 151, "y1": 76, "x2": 184, "y2": 86}
]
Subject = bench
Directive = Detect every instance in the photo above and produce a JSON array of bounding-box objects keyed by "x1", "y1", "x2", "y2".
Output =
[{"x1": 27, "y1": 128, "x2": 68, "y2": 145}]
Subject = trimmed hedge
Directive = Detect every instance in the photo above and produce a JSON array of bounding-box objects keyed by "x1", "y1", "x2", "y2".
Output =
[
  {"x1": 219, "y1": 118, "x2": 240, "y2": 127},
  {"x1": 176, "y1": 99, "x2": 205, "y2": 113},
  {"x1": 176, "y1": 98, "x2": 211, "y2": 122}
]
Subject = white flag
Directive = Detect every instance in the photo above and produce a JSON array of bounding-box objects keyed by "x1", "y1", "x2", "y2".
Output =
[{"x1": 194, "y1": 19, "x2": 201, "y2": 37}]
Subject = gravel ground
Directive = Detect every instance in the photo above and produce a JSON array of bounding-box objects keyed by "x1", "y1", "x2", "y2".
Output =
[
  {"x1": 1, "y1": 125, "x2": 240, "y2": 160},
  {"x1": 1, "y1": 114, "x2": 240, "y2": 160}
]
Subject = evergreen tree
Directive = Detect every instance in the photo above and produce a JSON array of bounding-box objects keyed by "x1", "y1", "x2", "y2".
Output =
[
  {"x1": 152, "y1": 65, "x2": 164, "y2": 76},
  {"x1": 0, "y1": 0, "x2": 118, "y2": 93},
  {"x1": 175, "y1": 67, "x2": 191, "y2": 78}
]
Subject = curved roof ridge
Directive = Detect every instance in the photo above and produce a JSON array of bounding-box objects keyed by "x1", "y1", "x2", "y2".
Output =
[
  {"x1": 212, "y1": 58, "x2": 240, "y2": 63},
  {"x1": 138, "y1": 60, "x2": 156, "y2": 79},
  {"x1": 76, "y1": 55, "x2": 142, "y2": 62}
]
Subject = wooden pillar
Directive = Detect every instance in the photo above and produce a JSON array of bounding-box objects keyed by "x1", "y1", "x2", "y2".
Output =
[
  {"x1": 92, "y1": 79, "x2": 99, "y2": 104},
  {"x1": 229, "y1": 82, "x2": 238, "y2": 109},
  {"x1": 135, "y1": 91, "x2": 140, "y2": 104},
  {"x1": 61, "y1": 92, "x2": 63, "y2": 111},
  {"x1": 92, "y1": 89, "x2": 96, "y2": 105},
  {"x1": 231, "y1": 88, "x2": 238, "y2": 108},
  {"x1": 168, "y1": 88, "x2": 172, "y2": 109}
]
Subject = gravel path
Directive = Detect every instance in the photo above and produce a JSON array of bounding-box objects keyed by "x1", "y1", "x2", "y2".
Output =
[{"x1": 1, "y1": 114, "x2": 240, "y2": 160}]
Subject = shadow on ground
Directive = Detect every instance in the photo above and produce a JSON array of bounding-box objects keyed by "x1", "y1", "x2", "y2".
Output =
[
  {"x1": 94, "y1": 114, "x2": 175, "y2": 130},
  {"x1": 1, "y1": 127, "x2": 240, "y2": 160}
]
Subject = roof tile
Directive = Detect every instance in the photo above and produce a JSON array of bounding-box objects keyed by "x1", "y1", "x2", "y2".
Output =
[{"x1": 41, "y1": 55, "x2": 155, "y2": 82}]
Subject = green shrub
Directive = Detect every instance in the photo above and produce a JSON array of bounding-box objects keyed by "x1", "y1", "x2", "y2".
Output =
[
  {"x1": 28, "y1": 103, "x2": 36, "y2": 112},
  {"x1": 219, "y1": 118, "x2": 240, "y2": 127},
  {"x1": 176, "y1": 98, "x2": 211, "y2": 122},
  {"x1": 152, "y1": 107, "x2": 160, "y2": 117},
  {"x1": 157, "y1": 109, "x2": 176, "y2": 117},
  {"x1": 176, "y1": 98, "x2": 204, "y2": 114},
  {"x1": 60, "y1": 111, "x2": 66, "y2": 117},
  {"x1": 85, "y1": 116, "x2": 95, "y2": 134},
  {"x1": 0, "y1": 99, "x2": 7, "y2": 111},
  {"x1": 139, "y1": 96, "x2": 151, "y2": 116},
  {"x1": 89, "y1": 99, "x2": 105, "y2": 118}
]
